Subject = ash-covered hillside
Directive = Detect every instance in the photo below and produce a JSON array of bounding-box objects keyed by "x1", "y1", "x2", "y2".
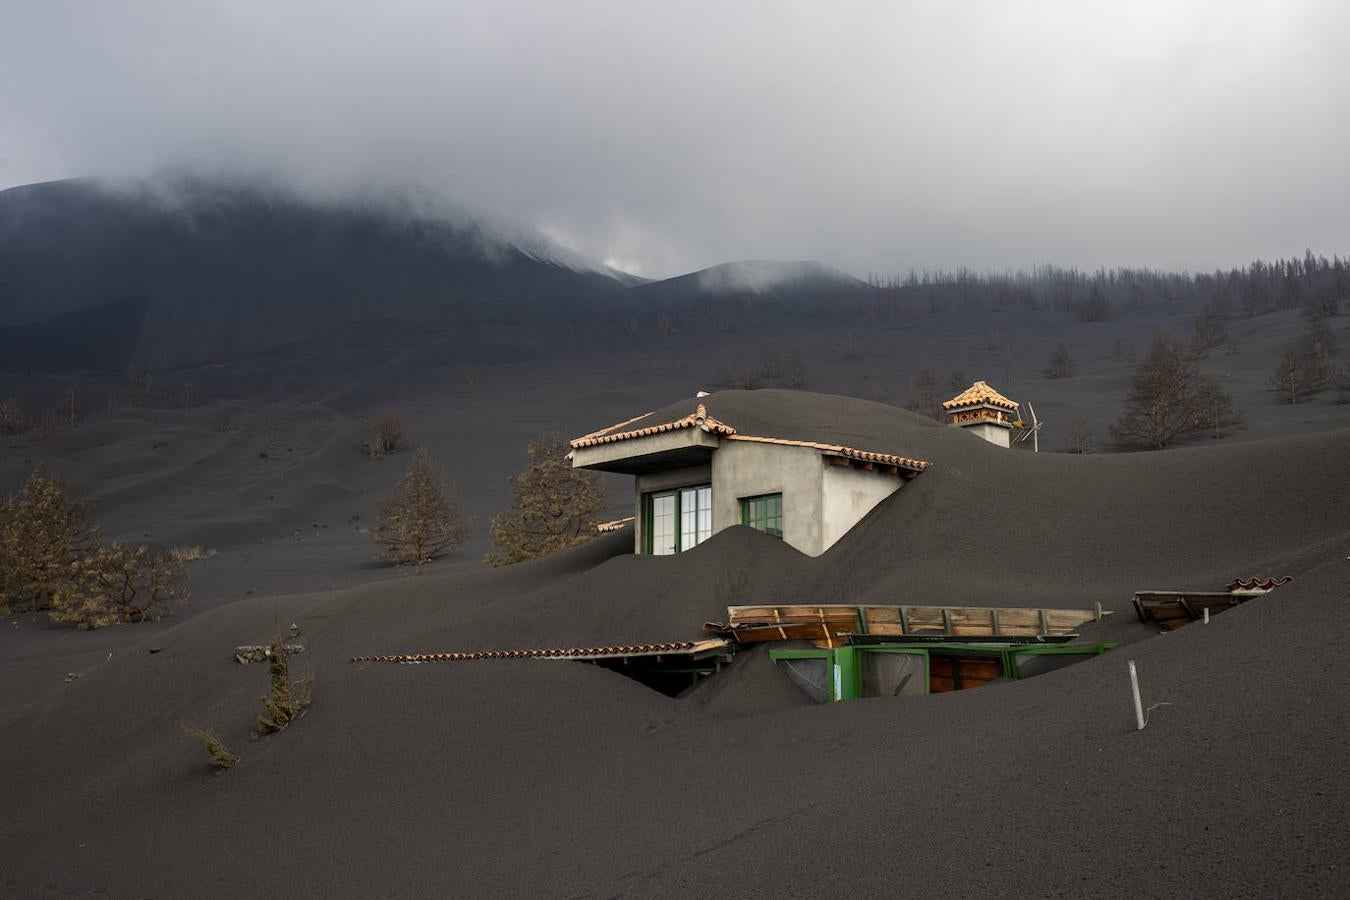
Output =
[{"x1": 0, "y1": 177, "x2": 638, "y2": 369}]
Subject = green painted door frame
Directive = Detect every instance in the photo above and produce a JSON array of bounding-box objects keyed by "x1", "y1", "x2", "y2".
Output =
[{"x1": 770, "y1": 642, "x2": 1117, "y2": 702}]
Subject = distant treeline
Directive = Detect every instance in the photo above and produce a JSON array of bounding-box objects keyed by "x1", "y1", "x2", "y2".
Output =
[
  {"x1": 865, "y1": 251, "x2": 1349, "y2": 321},
  {"x1": 632, "y1": 251, "x2": 1349, "y2": 329}
]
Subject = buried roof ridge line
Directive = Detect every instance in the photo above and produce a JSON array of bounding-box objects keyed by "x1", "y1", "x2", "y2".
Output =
[
  {"x1": 569, "y1": 402, "x2": 930, "y2": 473},
  {"x1": 569, "y1": 402, "x2": 737, "y2": 449}
]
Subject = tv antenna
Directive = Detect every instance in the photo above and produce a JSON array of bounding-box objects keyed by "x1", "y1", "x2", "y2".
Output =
[{"x1": 1015, "y1": 401, "x2": 1043, "y2": 452}]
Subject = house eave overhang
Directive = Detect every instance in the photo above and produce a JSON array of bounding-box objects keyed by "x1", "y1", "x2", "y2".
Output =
[{"x1": 571, "y1": 427, "x2": 720, "y2": 475}]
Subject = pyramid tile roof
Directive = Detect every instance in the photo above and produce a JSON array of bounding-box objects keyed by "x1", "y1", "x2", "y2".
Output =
[{"x1": 941, "y1": 381, "x2": 1019, "y2": 411}]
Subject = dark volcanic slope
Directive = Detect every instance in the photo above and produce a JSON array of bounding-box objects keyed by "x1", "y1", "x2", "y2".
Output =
[
  {"x1": 1, "y1": 392, "x2": 1347, "y2": 897},
  {"x1": 0, "y1": 178, "x2": 630, "y2": 368},
  {"x1": 627, "y1": 258, "x2": 872, "y2": 305}
]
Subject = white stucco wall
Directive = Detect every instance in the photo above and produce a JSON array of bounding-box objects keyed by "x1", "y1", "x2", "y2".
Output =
[
  {"x1": 710, "y1": 441, "x2": 824, "y2": 555},
  {"x1": 957, "y1": 422, "x2": 1011, "y2": 447},
  {"x1": 820, "y1": 460, "x2": 904, "y2": 551}
]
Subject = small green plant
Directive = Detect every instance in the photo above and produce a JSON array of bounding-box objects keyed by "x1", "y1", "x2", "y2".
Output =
[
  {"x1": 181, "y1": 720, "x2": 239, "y2": 772},
  {"x1": 255, "y1": 639, "x2": 312, "y2": 736}
]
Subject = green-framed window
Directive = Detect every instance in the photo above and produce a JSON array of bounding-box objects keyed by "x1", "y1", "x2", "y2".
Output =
[
  {"x1": 644, "y1": 484, "x2": 712, "y2": 555},
  {"x1": 739, "y1": 493, "x2": 783, "y2": 538}
]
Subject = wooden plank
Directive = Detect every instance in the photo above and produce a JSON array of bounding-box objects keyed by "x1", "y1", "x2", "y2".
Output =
[
  {"x1": 954, "y1": 657, "x2": 1001, "y2": 688},
  {"x1": 728, "y1": 604, "x2": 1113, "y2": 641},
  {"x1": 1045, "y1": 610, "x2": 1098, "y2": 633},
  {"x1": 729, "y1": 622, "x2": 852, "y2": 644},
  {"x1": 928, "y1": 656, "x2": 956, "y2": 693},
  {"x1": 904, "y1": 607, "x2": 948, "y2": 633}
]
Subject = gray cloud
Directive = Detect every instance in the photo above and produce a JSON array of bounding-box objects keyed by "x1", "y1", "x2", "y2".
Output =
[{"x1": 2, "y1": 1, "x2": 1347, "y2": 278}]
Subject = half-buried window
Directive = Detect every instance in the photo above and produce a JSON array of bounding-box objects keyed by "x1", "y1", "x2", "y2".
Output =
[
  {"x1": 740, "y1": 492, "x2": 783, "y2": 538},
  {"x1": 645, "y1": 484, "x2": 712, "y2": 555}
]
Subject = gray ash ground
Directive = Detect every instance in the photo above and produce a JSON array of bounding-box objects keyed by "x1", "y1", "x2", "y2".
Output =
[{"x1": 2, "y1": 384, "x2": 1347, "y2": 897}]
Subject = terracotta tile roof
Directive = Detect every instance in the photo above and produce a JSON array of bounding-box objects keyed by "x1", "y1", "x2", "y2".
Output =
[
  {"x1": 596, "y1": 516, "x2": 635, "y2": 533},
  {"x1": 569, "y1": 403, "x2": 736, "y2": 448},
  {"x1": 724, "y1": 434, "x2": 929, "y2": 473},
  {"x1": 942, "y1": 380, "x2": 1019, "y2": 412},
  {"x1": 571, "y1": 398, "x2": 931, "y2": 475},
  {"x1": 1226, "y1": 576, "x2": 1292, "y2": 593},
  {"x1": 350, "y1": 639, "x2": 729, "y2": 663}
]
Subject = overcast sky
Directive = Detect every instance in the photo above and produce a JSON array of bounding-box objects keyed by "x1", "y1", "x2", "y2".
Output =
[{"x1": 2, "y1": 1, "x2": 1347, "y2": 278}]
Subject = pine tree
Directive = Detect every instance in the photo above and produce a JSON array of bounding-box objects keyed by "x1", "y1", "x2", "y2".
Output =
[
  {"x1": 486, "y1": 432, "x2": 607, "y2": 566},
  {"x1": 1110, "y1": 333, "x2": 1233, "y2": 449},
  {"x1": 1302, "y1": 312, "x2": 1337, "y2": 391},
  {"x1": 907, "y1": 369, "x2": 940, "y2": 418},
  {"x1": 52, "y1": 540, "x2": 189, "y2": 629},
  {"x1": 1045, "y1": 341, "x2": 1075, "y2": 378},
  {"x1": 0, "y1": 466, "x2": 96, "y2": 613},
  {"x1": 372, "y1": 448, "x2": 474, "y2": 571},
  {"x1": 1194, "y1": 377, "x2": 1247, "y2": 439},
  {"x1": 1269, "y1": 346, "x2": 1307, "y2": 404}
]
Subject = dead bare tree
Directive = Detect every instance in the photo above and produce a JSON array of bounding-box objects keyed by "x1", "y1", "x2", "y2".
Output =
[
  {"x1": 127, "y1": 365, "x2": 153, "y2": 407},
  {"x1": 1063, "y1": 420, "x2": 1093, "y2": 454},
  {"x1": 369, "y1": 408, "x2": 409, "y2": 458}
]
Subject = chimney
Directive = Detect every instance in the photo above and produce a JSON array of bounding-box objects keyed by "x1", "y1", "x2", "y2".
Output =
[{"x1": 941, "y1": 381, "x2": 1020, "y2": 448}]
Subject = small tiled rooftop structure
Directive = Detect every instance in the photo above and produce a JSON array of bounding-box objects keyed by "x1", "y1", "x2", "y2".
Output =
[
  {"x1": 942, "y1": 381, "x2": 1020, "y2": 447},
  {"x1": 942, "y1": 381, "x2": 1020, "y2": 412}
]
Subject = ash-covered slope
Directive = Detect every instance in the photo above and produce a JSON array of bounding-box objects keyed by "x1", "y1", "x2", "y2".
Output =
[
  {"x1": 1, "y1": 392, "x2": 1347, "y2": 897},
  {"x1": 630, "y1": 258, "x2": 872, "y2": 305},
  {"x1": 0, "y1": 177, "x2": 633, "y2": 369}
]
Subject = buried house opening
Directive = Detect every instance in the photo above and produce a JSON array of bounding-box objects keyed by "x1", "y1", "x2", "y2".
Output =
[
  {"x1": 768, "y1": 641, "x2": 1118, "y2": 703},
  {"x1": 350, "y1": 603, "x2": 1119, "y2": 701},
  {"x1": 349, "y1": 640, "x2": 735, "y2": 699},
  {"x1": 578, "y1": 645, "x2": 731, "y2": 697}
]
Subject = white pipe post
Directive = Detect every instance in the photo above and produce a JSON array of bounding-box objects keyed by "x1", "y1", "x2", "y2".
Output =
[
  {"x1": 1128, "y1": 660, "x2": 1145, "y2": 730},
  {"x1": 1203, "y1": 607, "x2": 1210, "y2": 625}
]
